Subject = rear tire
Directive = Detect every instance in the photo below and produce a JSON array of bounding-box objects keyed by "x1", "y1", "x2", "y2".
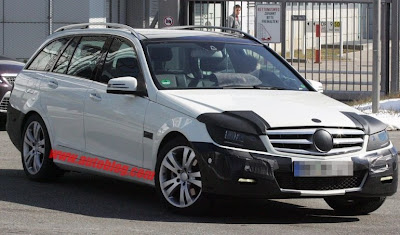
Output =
[
  {"x1": 324, "y1": 196, "x2": 386, "y2": 215},
  {"x1": 155, "y1": 137, "x2": 210, "y2": 214},
  {"x1": 21, "y1": 114, "x2": 63, "y2": 180}
]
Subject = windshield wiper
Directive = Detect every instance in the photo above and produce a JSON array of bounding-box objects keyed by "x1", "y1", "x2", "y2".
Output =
[
  {"x1": 253, "y1": 85, "x2": 286, "y2": 90},
  {"x1": 221, "y1": 85, "x2": 286, "y2": 90},
  {"x1": 222, "y1": 85, "x2": 256, "y2": 89}
]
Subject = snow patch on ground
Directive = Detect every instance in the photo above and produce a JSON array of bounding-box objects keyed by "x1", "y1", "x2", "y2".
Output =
[{"x1": 353, "y1": 98, "x2": 400, "y2": 130}]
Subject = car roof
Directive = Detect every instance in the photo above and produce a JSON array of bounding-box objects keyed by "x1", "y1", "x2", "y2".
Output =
[{"x1": 0, "y1": 59, "x2": 25, "y2": 66}]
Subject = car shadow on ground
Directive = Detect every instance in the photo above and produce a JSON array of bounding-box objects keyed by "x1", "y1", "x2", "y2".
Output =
[{"x1": 0, "y1": 169, "x2": 360, "y2": 224}]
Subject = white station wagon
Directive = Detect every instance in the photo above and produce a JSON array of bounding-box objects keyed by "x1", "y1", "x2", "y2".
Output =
[{"x1": 7, "y1": 23, "x2": 397, "y2": 214}]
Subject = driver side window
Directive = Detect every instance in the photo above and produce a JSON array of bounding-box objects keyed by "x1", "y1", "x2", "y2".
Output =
[{"x1": 98, "y1": 37, "x2": 142, "y2": 85}]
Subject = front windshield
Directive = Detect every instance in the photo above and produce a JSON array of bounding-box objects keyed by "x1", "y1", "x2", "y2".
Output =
[{"x1": 145, "y1": 41, "x2": 309, "y2": 91}]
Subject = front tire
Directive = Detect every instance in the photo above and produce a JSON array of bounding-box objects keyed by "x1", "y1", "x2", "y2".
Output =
[
  {"x1": 324, "y1": 196, "x2": 386, "y2": 215},
  {"x1": 21, "y1": 114, "x2": 62, "y2": 180},
  {"x1": 155, "y1": 137, "x2": 210, "y2": 214}
]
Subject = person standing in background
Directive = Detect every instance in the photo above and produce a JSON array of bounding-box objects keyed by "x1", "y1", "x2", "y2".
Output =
[{"x1": 227, "y1": 5, "x2": 241, "y2": 30}]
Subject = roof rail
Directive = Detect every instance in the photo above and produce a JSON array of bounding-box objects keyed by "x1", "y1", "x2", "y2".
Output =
[
  {"x1": 54, "y1": 22, "x2": 140, "y2": 39},
  {"x1": 165, "y1": 25, "x2": 262, "y2": 44}
]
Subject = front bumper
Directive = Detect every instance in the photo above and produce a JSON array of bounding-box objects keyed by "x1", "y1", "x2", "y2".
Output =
[{"x1": 192, "y1": 142, "x2": 398, "y2": 198}]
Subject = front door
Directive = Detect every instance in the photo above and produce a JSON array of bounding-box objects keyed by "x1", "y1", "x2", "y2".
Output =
[{"x1": 84, "y1": 37, "x2": 149, "y2": 167}]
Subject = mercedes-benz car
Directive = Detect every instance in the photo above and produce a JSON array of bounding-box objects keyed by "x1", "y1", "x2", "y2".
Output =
[
  {"x1": 0, "y1": 57, "x2": 24, "y2": 122},
  {"x1": 6, "y1": 23, "x2": 397, "y2": 215}
]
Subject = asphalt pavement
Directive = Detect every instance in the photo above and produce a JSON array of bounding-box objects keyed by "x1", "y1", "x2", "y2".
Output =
[{"x1": 0, "y1": 120, "x2": 399, "y2": 234}]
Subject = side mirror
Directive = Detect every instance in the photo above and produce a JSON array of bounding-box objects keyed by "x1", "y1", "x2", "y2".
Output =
[
  {"x1": 107, "y1": 77, "x2": 138, "y2": 95},
  {"x1": 307, "y1": 79, "x2": 324, "y2": 93}
]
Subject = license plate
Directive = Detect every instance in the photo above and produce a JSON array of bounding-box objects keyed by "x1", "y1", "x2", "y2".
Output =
[{"x1": 293, "y1": 161, "x2": 353, "y2": 177}]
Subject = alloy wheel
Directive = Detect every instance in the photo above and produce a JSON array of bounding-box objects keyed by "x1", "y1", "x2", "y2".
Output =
[
  {"x1": 23, "y1": 121, "x2": 45, "y2": 175},
  {"x1": 159, "y1": 146, "x2": 202, "y2": 208}
]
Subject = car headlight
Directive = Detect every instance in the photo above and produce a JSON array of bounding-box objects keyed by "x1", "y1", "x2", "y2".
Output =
[
  {"x1": 206, "y1": 125, "x2": 267, "y2": 151},
  {"x1": 367, "y1": 130, "x2": 390, "y2": 151}
]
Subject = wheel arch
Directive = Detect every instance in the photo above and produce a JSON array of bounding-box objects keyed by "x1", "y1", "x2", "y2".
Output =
[
  {"x1": 21, "y1": 111, "x2": 53, "y2": 149},
  {"x1": 157, "y1": 131, "x2": 188, "y2": 160}
]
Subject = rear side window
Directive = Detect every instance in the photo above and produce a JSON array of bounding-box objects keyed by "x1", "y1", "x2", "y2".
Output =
[
  {"x1": 28, "y1": 38, "x2": 69, "y2": 71},
  {"x1": 52, "y1": 37, "x2": 80, "y2": 74},
  {"x1": 67, "y1": 36, "x2": 107, "y2": 79}
]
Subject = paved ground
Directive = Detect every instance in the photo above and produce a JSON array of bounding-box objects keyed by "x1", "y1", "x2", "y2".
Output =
[
  {"x1": 0, "y1": 120, "x2": 399, "y2": 234},
  {"x1": 292, "y1": 47, "x2": 375, "y2": 91},
  {"x1": 286, "y1": 43, "x2": 399, "y2": 94}
]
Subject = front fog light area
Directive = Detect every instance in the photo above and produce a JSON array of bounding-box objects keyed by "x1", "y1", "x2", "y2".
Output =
[
  {"x1": 366, "y1": 148, "x2": 397, "y2": 175},
  {"x1": 238, "y1": 178, "x2": 256, "y2": 183},
  {"x1": 369, "y1": 154, "x2": 391, "y2": 173}
]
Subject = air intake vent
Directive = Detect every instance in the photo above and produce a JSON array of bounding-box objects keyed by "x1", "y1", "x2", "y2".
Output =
[
  {"x1": 2, "y1": 74, "x2": 17, "y2": 85},
  {"x1": 275, "y1": 171, "x2": 366, "y2": 190},
  {"x1": 267, "y1": 128, "x2": 365, "y2": 156},
  {"x1": 0, "y1": 97, "x2": 10, "y2": 111}
]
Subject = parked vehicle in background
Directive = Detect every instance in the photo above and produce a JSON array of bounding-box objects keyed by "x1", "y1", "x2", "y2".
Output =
[
  {"x1": 0, "y1": 57, "x2": 24, "y2": 123},
  {"x1": 6, "y1": 23, "x2": 397, "y2": 215}
]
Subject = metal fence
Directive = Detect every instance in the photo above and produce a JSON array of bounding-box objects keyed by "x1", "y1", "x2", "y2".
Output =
[{"x1": 185, "y1": 0, "x2": 400, "y2": 98}]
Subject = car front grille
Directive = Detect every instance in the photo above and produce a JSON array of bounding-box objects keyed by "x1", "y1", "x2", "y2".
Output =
[
  {"x1": 266, "y1": 128, "x2": 365, "y2": 156},
  {"x1": 0, "y1": 97, "x2": 9, "y2": 111},
  {"x1": 274, "y1": 171, "x2": 366, "y2": 190},
  {"x1": 2, "y1": 74, "x2": 17, "y2": 85}
]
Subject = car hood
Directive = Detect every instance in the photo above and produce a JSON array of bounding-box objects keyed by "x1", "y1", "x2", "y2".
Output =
[
  {"x1": 0, "y1": 60, "x2": 24, "y2": 74},
  {"x1": 157, "y1": 89, "x2": 362, "y2": 129}
]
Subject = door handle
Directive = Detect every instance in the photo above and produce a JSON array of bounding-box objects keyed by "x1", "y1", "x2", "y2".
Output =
[
  {"x1": 89, "y1": 92, "x2": 102, "y2": 101},
  {"x1": 47, "y1": 80, "x2": 58, "y2": 88}
]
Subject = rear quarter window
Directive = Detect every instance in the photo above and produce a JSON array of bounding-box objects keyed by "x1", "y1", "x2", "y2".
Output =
[{"x1": 27, "y1": 38, "x2": 70, "y2": 71}]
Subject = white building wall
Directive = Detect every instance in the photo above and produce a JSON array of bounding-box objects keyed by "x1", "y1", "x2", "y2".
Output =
[{"x1": 287, "y1": 4, "x2": 360, "y2": 52}]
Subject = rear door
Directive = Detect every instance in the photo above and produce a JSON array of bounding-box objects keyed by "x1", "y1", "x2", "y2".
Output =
[
  {"x1": 18, "y1": 37, "x2": 70, "y2": 117},
  {"x1": 39, "y1": 36, "x2": 108, "y2": 153},
  {"x1": 84, "y1": 37, "x2": 149, "y2": 167}
]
